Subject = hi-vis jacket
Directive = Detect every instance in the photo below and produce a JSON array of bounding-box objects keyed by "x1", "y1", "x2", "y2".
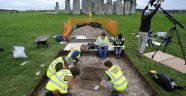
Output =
[
  {"x1": 47, "y1": 57, "x2": 65, "y2": 78},
  {"x1": 114, "y1": 37, "x2": 125, "y2": 49},
  {"x1": 67, "y1": 48, "x2": 81, "y2": 62},
  {"x1": 96, "y1": 36, "x2": 109, "y2": 46},
  {"x1": 105, "y1": 65, "x2": 128, "y2": 91},
  {"x1": 46, "y1": 69, "x2": 72, "y2": 94}
]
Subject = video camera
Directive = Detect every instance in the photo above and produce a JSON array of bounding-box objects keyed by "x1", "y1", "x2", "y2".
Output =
[{"x1": 149, "y1": 0, "x2": 164, "y2": 6}]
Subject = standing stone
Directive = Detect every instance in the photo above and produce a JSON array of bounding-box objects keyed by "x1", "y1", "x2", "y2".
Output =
[
  {"x1": 105, "y1": 0, "x2": 113, "y2": 15},
  {"x1": 124, "y1": 0, "x2": 130, "y2": 15},
  {"x1": 123, "y1": 0, "x2": 125, "y2": 14},
  {"x1": 116, "y1": 0, "x2": 123, "y2": 15},
  {"x1": 82, "y1": 0, "x2": 87, "y2": 14},
  {"x1": 65, "y1": 0, "x2": 71, "y2": 14},
  {"x1": 87, "y1": 0, "x2": 93, "y2": 14},
  {"x1": 102, "y1": 0, "x2": 105, "y2": 14},
  {"x1": 92, "y1": 0, "x2": 95, "y2": 13},
  {"x1": 129, "y1": 0, "x2": 132, "y2": 14},
  {"x1": 55, "y1": 2, "x2": 59, "y2": 12},
  {"x1": 113, "y1": 1, "x2": 116, "y2": 15},
  {"x1": 73, "y1": 0, "x2": 80, "y2": 14},
  {"x1": 130, "y1": 0, "x2": 136, "y2": 14},
  {"x1": 107, "y1": 0, "x2": 112, "y2": 5},
  {"x1": 104, "y1": 4, "x2": 108, "y2": 14},
  {"x1": 94, "y1": 0, "x2": 104, "y2": 15},
  {"x1": 82, "y1": 0, "x2": 93, "y2": 14}
]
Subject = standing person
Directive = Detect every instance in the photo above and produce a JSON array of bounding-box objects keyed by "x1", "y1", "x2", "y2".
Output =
[
  {"x1": 96, "y1": 32, "x2": 109, "y2": 60},
  {"x1": 65, "y1": 44, "x2": 88, "y2": 68},
  {"x1": 114, "y1": 34, "x2": 125, "y2": 58},
  {"x1": 45, "y1": 67, "x2": 81, "y2": 96},
  {"x1": 101, "y1": 60, "x2": 128, "y2": 96},
  {"x1": 137, "y1": 0, "x2": 163, "y2": 56},
  {"x1": 47, "y1": 56, "x2": 68, "y2": 78}
]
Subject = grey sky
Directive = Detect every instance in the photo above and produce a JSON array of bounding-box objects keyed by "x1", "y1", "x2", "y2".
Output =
[{"x1": 0, "y1": 0, "x2": 186, "y2": 10}]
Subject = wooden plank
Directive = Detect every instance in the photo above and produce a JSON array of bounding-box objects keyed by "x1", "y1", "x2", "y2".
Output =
[
  {"x1": 64, "y1": 42, "x2": 115, "y2": 51},
  {"x1": 161, "y1": 57, "x2": 186, "y2": 73},
  {"x1": 143, "y1": 51, "x2": 186, "y2": 73},
  {"x1": 143, "y1": 51, "x2": 175, "y2": 62}
]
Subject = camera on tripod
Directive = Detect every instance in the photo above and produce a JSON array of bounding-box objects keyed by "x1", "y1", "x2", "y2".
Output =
[
  {"x1": 149, "y1": 0, "x2": 164, "y2": 6},
  {"x1": 150, "y1": 0, "x2": 186, "y2": 64}
]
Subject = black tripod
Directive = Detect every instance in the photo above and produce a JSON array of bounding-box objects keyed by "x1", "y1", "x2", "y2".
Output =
[{"x1": 151, "y1": 6, "x2": 186, "y2": 65}]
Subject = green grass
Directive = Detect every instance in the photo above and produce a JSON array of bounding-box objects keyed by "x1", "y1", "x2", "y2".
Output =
[{"x1": 0, "y1": 12, "x2": 186, "y2": 96}]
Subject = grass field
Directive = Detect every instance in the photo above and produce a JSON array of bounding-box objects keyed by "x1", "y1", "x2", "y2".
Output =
[{"x1": 0, "y1": 12, "x2": 186, "y2": 96}]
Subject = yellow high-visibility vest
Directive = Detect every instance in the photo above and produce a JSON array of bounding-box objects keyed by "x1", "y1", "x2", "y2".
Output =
[
  {"x1": 67, "y1": 48, "x2": 81, "y2": 62},
  {"x1": 105, "y1": 65, "x2": 128, "y2": 91},
  {"x1": 47, "y1": 57, "x2": 65, "y2": 78},
  {"x1": 46, "y1": 69, "x2": 72, "y2": 94},
  {"x1": 97, "y1": 36, "x2": 109, "y2": 44},
  {"x1": 115, "y1": 38, "x2": 125, "y2": 49}
]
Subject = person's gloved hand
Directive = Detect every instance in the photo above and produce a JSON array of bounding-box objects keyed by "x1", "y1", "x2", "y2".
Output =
[
  {"x1": 53, "y1": 90, "x2": 60, "y2": 96},
  {"x1": 68, "y1": 64, "x2": 74, "y2": 69},
  {"x1": 101, "y1": 80, "x2": 107, "y2": 85}
]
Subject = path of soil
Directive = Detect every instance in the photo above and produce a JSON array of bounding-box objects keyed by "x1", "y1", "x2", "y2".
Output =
[
  {"x1": 35, "y1": 55, "x2": 155, "y2": 96},
  {"x1": 70, "y1": 25, "x2": 104, "y2": 39}
]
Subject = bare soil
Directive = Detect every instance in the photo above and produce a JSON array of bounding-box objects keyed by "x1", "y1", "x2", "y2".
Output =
[
  {"x1": 71, "y1": 55, "x2": 154, "y2": 96},
  {"x1": 34, "y1": 55, "x2": 154, "y2": 96},
  {"x1": 70, "y1": 25, "x2": 104, "y2": 39}
]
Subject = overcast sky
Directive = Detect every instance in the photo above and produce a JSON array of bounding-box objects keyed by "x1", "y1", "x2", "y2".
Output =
[{"x1": 0, "y1": 0, "x2": 186, "y2": 10}]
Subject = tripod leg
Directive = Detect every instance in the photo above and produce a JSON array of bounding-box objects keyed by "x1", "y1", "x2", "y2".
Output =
[
  {"x1": 152, "y1": 28, "x2": 173, "y2": 59},
  {"x1": 152, "y1": 39, "x2": 165, "y2": 59},
  {"x1": 175, "y1": 30, "x2": 186, "y2": 65},
  {"x1": 163, "y1": 43, "x2": 168, "y2": 52},
  {"x1": 163, "y1": 30, "x2": 175, "y2": 52}
]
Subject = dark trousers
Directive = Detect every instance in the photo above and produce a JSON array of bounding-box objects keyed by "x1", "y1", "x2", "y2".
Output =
[
  {"x1": 115, "y1": 47, "x2": 123, "y2": 56},
  {"x1": 97, "y1": 45, "x2": 108, "y2": 59},
  {"x1": 46, "y1": 91, "x2": 68, "y2": 96}
]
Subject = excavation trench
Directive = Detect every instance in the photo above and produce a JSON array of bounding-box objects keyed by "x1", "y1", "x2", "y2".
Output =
[
  {"x1": 30, "y1": 53, "x2": 157, "y2": 96},
  {"x1": 30, "y1": 24, "x2": 158, "y2": 96}
]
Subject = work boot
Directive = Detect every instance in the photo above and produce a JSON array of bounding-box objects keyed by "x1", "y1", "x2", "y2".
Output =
[
  {"x1": 116, "y1": 55, "x2": 120, "y2": 59},
  {"x1": 136, "y1": 52, "x2": 142, "y2": 57},
  {"x1": 101, "y1": 57, "x2": 105, "y2": 60}
]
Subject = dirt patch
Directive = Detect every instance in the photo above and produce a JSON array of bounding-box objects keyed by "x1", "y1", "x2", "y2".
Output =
[
  {"x1": 71, "y1": 56, "x2": 155, "y2": 96},
  {"x1": 33, "y1": 55, "x2": 155, "y2": 96},
  {"x1": 80, "y1": 67, "x2": 104, "y2": 81},
  {"x1": 70, "y1": 25, "x2": 104, "y2": 39},
  {"x1": 78, "y1": 67, "x2": 105, "y2": 91}
]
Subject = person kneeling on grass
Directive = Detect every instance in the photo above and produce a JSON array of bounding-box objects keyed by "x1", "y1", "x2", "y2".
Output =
[
  {"x1": 47, "y1": 56, "x2": 68, "y2": 79},
  {"x1": 101, "y1": 60, "x2": 128, "y2": 96},
  {"x1": 96, "y1": 32, "x2": 109, "y2": 60},
  {"x1": 114, "y1": 34, "x2": 125, "y2": 58},
  {"x1": 65, "y1": 44, "x2": 88, "y2": 68},
  {"x1": 45, "y1": 66, "x2": 81, "y2": 96}
]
